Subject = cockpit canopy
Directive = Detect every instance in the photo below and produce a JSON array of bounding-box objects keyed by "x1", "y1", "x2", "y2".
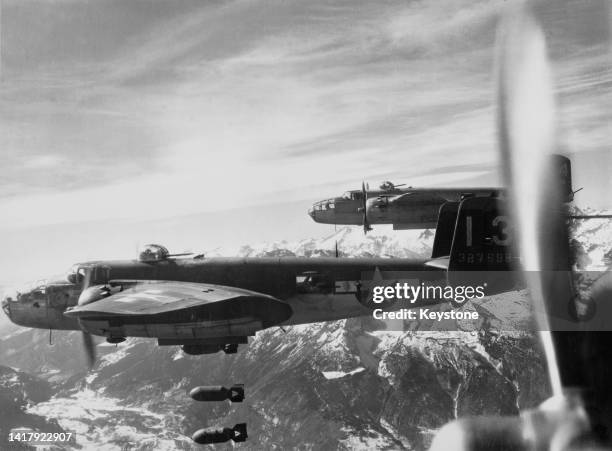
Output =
[
  {"x1": 139, "y1": 244, "x2": 170, "y2": 262},
  {"x1": 341, "y1": 191, "x2": 363, "y2": 201},
  {"x1": 66, "y1": 265, "x2": 87, "y2": 285}
]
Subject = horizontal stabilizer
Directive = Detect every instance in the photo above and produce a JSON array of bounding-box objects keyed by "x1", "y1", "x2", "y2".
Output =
[{"x1": 425, "y1": 257, "x2": 450, "y2": 270}]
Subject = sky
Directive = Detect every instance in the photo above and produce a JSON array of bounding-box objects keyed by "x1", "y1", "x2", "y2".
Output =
[{"x1": 0, "y1": 0, "x2": 611, "y2": 286}]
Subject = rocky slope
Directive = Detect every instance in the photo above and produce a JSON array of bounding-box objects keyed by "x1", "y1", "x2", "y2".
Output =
[{"x1": 0, "y1": 365, "x2": 68, "y2": 450}]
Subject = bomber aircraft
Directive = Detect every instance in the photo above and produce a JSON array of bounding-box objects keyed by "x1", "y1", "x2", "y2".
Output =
[
  {"x1": 309, "y1": 183, "x2": 501, "y2": 232},
  {"x1": 309, "y1": 155, "x2": 575, "y2": 233}
]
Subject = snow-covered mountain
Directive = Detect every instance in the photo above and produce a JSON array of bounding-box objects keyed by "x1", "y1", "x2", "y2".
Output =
[
  {"x1": 0, "y1": 365, "x2": 67, "y2": 450},
  {"x1": 569, "y1": 207, "x2": 612, "y2": 270},
  {"x1": 0, "y1": 219, "x2": 610, "y2": 450},
  {"x1": 206, "y1": 226, "x2": 435, "y2": 259},
  {"x1": 2, "y1": 323, "x2": 547, "y2": 451}
]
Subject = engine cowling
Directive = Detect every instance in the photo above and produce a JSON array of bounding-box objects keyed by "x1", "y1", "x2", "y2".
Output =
[
  {"x1": 76, "y1": 281, "x2": 143, "y2": 307},
  {"x1": 77, "y1": 285, "x2": 113, "y2": 307}
]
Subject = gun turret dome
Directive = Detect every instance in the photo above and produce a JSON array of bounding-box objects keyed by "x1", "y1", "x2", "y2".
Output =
[
  {"x1": 139, "y1": 244, "x2": 170, "y2": 262},
  {"x1": 379, "y1": 181, "x2": 392, "y2": 190}
]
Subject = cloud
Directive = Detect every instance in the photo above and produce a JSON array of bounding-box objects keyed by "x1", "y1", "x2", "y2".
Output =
[{"x1": 0, "y1": 0, "x2": 610, "y2": 231}]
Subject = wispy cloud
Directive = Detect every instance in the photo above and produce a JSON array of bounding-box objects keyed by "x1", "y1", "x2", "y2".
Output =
[{"x1": 0, "y1": 0, "x2": 610, "y2": 230}]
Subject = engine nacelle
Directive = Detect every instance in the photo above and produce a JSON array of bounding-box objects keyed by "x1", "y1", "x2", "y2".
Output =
[
  {"x1": 192, "y1": 423, "x2": 247, "y2": 444},
  {"x1": 189, "y1": 385, "x2": 244, "y2": 403},
  {"x1": 77, "y1": 285, "x2": 113, "y2": 307}
]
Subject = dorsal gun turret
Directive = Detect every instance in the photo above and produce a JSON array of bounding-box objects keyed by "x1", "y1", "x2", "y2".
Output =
[{"x1": 138, "y1": 244, "x2": 170, "y2": 262}]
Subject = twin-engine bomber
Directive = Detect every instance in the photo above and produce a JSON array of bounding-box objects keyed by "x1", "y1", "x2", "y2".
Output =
[{"x1": 309, "y1": 155, "x2": 575, "y2": 233}]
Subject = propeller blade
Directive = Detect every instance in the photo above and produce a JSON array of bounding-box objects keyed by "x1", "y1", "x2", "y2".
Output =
[
  {"x1": 76, "y1": 266, "x2": 97, "y2": 369},
  {"x1": 496, "y1": 4, "x2": 612, "y2": 441},
  {"x1": 497, "y1": 1, "x2": 567, "y2": 396},
  {"x1": 362, "y1": 181, "x2": 371, "y2": 234},
  {"x1": 82, "y1": 331, "x2": 96, "y2": 369}
]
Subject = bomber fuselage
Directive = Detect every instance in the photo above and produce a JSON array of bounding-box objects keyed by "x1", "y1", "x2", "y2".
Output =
[
  {"x1": 2, "y1": 257, "x2": 443, "y2": 335},
  {"x1": 309, "y1": 187, "x2": 500, "y2": 229}
]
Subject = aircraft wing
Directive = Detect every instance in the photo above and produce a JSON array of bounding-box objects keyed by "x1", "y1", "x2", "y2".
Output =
[
  {"x1": 64, "y1": 280, "x2": 292, "y2": 321},
  {"x1": 388, "y1": 192, "x2": 448, "y2": 205}
]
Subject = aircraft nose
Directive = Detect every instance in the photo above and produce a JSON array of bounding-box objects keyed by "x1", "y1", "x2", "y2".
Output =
[
  {"x1": 1, "y1": 296, "x2": 11, "y2": 318},
  {"x1": 308, "y1": 207, "x2": 315, "y2": 219}
]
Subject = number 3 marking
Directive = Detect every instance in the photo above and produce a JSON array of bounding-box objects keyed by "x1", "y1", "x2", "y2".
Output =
[{"x1": 492, "y1": 215, "x2": 511, "y2": 246}]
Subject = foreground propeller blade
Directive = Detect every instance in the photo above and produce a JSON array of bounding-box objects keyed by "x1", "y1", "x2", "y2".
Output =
[
  {"x1": 496, "y1": 2, "x2": 567, "y2": 396},
  {"x1": 496, "y1": 2, "x2": 612, "y2": 443},
  {"x1": 82, "y1": 331, "x2": 96, "y2": 369},
  {"x1": 429, "y1": 4, "x2": 612, "y2": 447},
  {"x1": 74, "y1": 266, "x2": 97, "y2": 369}
]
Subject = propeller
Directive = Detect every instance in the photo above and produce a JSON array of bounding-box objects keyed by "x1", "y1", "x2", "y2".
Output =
[
  {"x1": 496, "y1": 2, "x2": 612, "y2": 444},
  {"x1": 431, "y1": 4, "x2": 612, "y2": 449},
  {"x1": 361, "y1": 181, "x2": 372, "y2": 234},
  {"x1": 82, "y1": 329, "x2": 96, "y2": 369},
  {"x1": 76, "y1": 268, "x2": 97, "y2": 369},
  {"x1": 497, "y1": 1, "x2": 566, "y2": 395}
]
